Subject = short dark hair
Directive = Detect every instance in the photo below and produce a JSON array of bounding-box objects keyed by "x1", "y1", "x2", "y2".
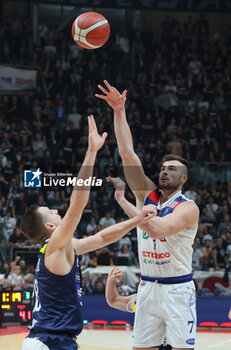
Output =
[
  {"x1": 20, "y1": 205, "x2": 48, "y2": 244},
  {"x1": 160, "y1": 154, "x2": 189, "y2": 171}
]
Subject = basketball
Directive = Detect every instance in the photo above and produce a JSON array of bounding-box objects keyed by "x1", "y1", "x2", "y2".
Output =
[{"x1": 72, "y1": 12, "x2": 110, "y2": 50}]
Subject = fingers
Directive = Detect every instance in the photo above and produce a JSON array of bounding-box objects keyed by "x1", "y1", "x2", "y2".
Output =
[
  {"x1": 102, "y1": 132, "x2": 108, "y2": 141},
  {"x1": 103, "y1": 80, "x2": 112, "y2": 91},
  {"x1": 106, "y1": 177, "x2": 125, "y2": 189},
  {"x1": 87, "y1": 115, "x2": 92, "y2": 131},
  {"x1": 114, "y1": 271, "x2": 123, "y2": 279},
  {"x1": 95, "y1": 93, "x2": 107, "y2": 100},
  {"x1": 109, "y1": 266, "x2": 117, "y2": 276},
  {"x1": 141, "y1": 204, "x2": 157, "y2": 222},
  {"x1": 108, "y1": 267, "x2": 122, "y2": 279},
  {"x1": 122, "y1": 90, "x2": 127, "y2": 99},
  {"x1": 106, "y1": 176, "x2": 112, "y2": 183},
  {"x1": 112, "y1": 267, "x2": 122, "y2": 276},
  {"x1": 143, "y1": 212, "x2": 156, "y2": 222},
  {"x1": 97, "y1": 84, "x2": 109, "y2": 95},
  {"x1": 90, "y1": 114, "x2": 97, "y2": 130},
  {"x1": 143, "y1": 204, "x2": 157, "y2": 213},
  {"x1": 106, "y1": 176, "x2": 117, "y2": 185},
  {"x1": 88, "y1": 114, "x2": 96, "y2": 129}
]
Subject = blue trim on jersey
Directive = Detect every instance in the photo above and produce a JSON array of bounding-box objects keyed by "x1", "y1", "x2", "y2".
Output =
[
  {"x1": 175, "y1": 195, "x2": 187, "y2": 203},
  {"x1": 144, "y1": 190, "x2": 189, "y2": 218},
  {"x1": 145, "y1": 196, "x2": 158, "y2": 206},
  {"x1": 140, "y1": 272, "x2": 193, "y2": 284}
]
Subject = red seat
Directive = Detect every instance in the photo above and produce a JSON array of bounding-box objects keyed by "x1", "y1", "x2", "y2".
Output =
[
  {"x1": 110, "y1": 320, "x2": 130, "y2": 325},
  {"x1": 199, "y1": 322, "x2": 219, "y2": 327},
  {"x1": 220, "y1": 322, "x2": 231, "y2": 327},
  {"x1": 90, "y1": 320, "x2": 109, "y2": 325}
]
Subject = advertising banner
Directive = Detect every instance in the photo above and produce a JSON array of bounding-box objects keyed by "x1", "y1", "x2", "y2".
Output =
[{"x1": 0, "y1": 66, "x2": 37, "y2": 91}]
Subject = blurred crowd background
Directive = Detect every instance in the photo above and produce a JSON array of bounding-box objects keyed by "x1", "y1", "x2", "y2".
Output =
[{"x1": 0, "y1": 6, "x2": 231, "y2": 296}]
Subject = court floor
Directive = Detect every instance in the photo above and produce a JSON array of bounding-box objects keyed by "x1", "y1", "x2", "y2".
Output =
[{"x1": 0, "y1": 327, "x2": 231, "y2": 350}]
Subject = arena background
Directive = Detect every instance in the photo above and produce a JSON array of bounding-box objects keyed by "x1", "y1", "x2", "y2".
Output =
[{"x1": 0, "y1": 0, "x2": 231, "y2": 334}]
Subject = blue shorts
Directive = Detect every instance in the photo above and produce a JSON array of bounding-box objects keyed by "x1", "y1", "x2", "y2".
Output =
[{"x1": 22, "y1": 331, "x2": 78, "y2": 350}]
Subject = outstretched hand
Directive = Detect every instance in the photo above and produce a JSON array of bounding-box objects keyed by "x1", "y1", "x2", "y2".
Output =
[
  {"x1": 108, "y1": 267, "x2": 123, "y2": 281},
  {"x1": 95, "y1": 80, "x2": 127, "y2": 111},
  {"x1": 106, "y1": 176, "x2": 125, "y2": 202},
  {"x1": 88, "y1": 115, "x2": 107, "y2": 152}
]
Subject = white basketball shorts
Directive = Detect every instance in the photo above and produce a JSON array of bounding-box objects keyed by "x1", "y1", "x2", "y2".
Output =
[
  {"x1": 22, "y1": 337, "x2": 49, "y2": 350},
  {"x1": 21, "y1": 332, "x2": 78, "y2": 350},
  {"x1": 132, "y1": 280, "x2": 196, "y2": 348}
]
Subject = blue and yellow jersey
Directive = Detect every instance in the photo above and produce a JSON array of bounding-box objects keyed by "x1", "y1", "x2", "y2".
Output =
[{"x1": 29, "y1": 239, "x2": 83, "y2": 336}]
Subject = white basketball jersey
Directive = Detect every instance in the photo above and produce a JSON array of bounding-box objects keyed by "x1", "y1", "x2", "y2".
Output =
[{"x1": 138, "y1": 189, "x2": 197, "y2": 277}]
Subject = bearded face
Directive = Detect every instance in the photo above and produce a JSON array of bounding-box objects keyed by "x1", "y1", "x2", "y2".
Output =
[{"x1": 159, "y1": 161, "x2": 187, "y2": 191}]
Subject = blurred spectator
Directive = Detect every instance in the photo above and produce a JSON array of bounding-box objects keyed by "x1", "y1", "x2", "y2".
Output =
[
  {"x1": 55, "y1": 99, "x2": 67, "y2": 125},
  {"x1": 185, "y1": 184, "x2": 197, "y2": 202},
  {"x1": 99, "y1": 210, "x2": 116, "y2": 229},
  {"x1": 67, "y1": 106, "x2": 82, "y2": 130},
  {"x1": 116, "y1": 244, "x2": 138, "y2": 266},
  {"x1": 92, "y1": 280, "x2": 105, "y2": 294},
  {"x1": 201, "y1": 238, "x2": 213, "y2": 270},
  {"x1": 218, "y1": 215, "x2": 231, "y2": 236},
  {"x1": 205, "y1": 196, "x2": 219, "y2": 222},
  {"x1": 95, "y1": 246, "x2": 114, "y2": 266},
  {"x1": 10, "y1": 256, "x2": 26, "y2": 290},
  {"x1": 32, "y1": 132, "x2": 47, "y2": 162},
  {"x1": 0, "y1": 262, "x2": 12, "y2": 289},
  {"x1": 86, "y1": 217, "x2": 97, "y2": 235},
  {"x1": 1, "y1": 208, "x2": 16, "y2": 240},
  {"x1": 209, "y1": 141, "x2": 225, "y2": 166},
  {"x1": 13, "y1": 191, "x2": 27, "y2": 220},
  {"x1": 166, "y1": 134, "x2": 182, "y2": 155},
  {"x1": 9, "y1": 227, "x2": 26, "y2": 249},
  {"x1": 79, "y1": 252, "x2": 96, "y2": 269},
  {"x1": 82, "y1": 275, "x2": 93, "y2": 295},
  {"x1": 192, "y1": 238, "x2": 203, "y2": 270},
  {"x1": 24, "y1": 273, "x2": 34, "y2": 290},
  {"x1": 48, "y1": 191, "x2": 66, "y2": 216},
  {"x1": 211, "y1": 237, "x2": 226, "y2": 270}
]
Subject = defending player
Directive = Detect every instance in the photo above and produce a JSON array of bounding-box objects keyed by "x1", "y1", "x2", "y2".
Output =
[
  {"x1": 20, "y1": 115, "x2": 157, "y2": 350},
  {"x1": 96, "y1": 81, "x2": 199, "y2": 350}
]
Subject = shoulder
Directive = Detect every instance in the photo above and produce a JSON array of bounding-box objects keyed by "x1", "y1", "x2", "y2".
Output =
[
  {"x1": 174, "y1": 201, "x2": 199, "y2": 229},
  {"x1": 176, "y1": 200, "x2": 199, "y2": 214}
]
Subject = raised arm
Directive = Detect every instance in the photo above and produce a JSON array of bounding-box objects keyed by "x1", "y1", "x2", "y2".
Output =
[
  {"x1": 106, "y1": 267, "x2": 137, "y2": 312},
  {"x1": 47, "y1": 115, "x2": 107, "y2": 252},
  {"x1": 73, "y1": 204, "x2": 157, "y2": 255},
  {"x1": 95, "y1": 80, "x2": 155, "y2": 203}
]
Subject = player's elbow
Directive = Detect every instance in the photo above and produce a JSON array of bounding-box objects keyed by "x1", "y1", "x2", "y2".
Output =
[{"x1": 106, "y1": 295, "x2": 115, "y2": 308}]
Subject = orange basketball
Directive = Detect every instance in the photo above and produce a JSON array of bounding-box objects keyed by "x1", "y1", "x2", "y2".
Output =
[{"x1": 72, "y1": 12, "x2": 110, "y2": 50}]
